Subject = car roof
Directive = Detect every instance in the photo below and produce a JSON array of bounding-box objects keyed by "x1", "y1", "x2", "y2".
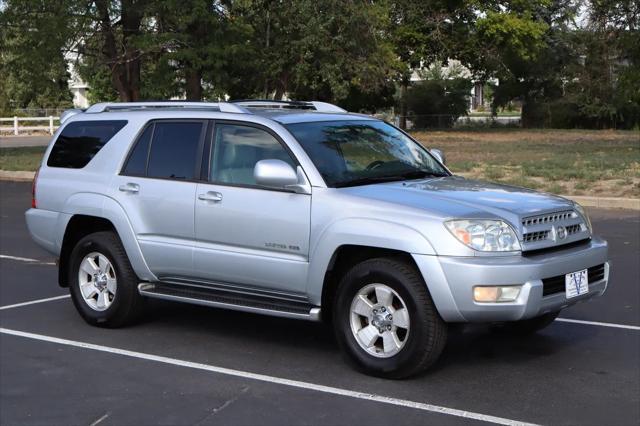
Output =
[
  {"x1": 60, "y1": 101, "x2": 382, "y2": 130},
  {"x1": 246, "y1": 108, "x2": 376, "y2": 124}
]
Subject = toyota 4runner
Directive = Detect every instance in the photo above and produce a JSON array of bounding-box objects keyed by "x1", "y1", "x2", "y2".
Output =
[{"x1": 26, "y1": 100, "x2": 609, "y2": 378}]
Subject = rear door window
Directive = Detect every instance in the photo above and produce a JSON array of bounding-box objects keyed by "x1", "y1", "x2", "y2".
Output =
[
  {"x1": 47, "y1": 120, "x2": 127, "y2": 168},
  {"x1": 145, "y1": 121, "x2": 204, "y2": 180},
  {"x1": 122, "y1": 125, "x2": 153, "y2": 176}
]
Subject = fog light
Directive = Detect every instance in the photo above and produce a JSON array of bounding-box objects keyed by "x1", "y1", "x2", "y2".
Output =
[{"x1": 473, "y1": 285, "x2": 522, "y2": 303}]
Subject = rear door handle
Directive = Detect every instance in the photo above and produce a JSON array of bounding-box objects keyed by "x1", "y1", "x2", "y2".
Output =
[
  {"x1": 198, "y1": 191, "x2": 223, "y2": 202},
  {"x1": 118, "y1": 183, "x2": 139, "y2": 193}
]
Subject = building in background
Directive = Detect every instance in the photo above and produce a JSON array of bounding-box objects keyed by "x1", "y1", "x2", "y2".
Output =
[
  {"x1": 66, "y1": 50, "x2": 90, "y2": 109},
  {"x1": 410, "y1": 60, "x2": 491, "y2": 112}
]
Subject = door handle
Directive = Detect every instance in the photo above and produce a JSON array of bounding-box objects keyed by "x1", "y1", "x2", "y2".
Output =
[
  {"x1": 198, "y1": 191, "x2": 223, "y2": 202},
  {"x1": 118, "y1": 183, "x2": 139, "y2": 193}
]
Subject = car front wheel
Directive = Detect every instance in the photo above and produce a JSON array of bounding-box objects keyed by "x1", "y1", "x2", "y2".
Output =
[{"x1": 333, "y1": 258, "x2": 448, "y2": 379}]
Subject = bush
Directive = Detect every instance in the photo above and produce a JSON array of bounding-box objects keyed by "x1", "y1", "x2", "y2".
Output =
[{"x1": 405, "y1": 78, "x2": 472, "y2": 129}]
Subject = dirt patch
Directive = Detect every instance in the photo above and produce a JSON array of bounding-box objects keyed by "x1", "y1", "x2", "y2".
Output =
[{"x1": 412, "y1": 129, "x2": 640, "y2": 197}]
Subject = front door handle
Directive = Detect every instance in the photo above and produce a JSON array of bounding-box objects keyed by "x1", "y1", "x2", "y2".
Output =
[
  {"x1": 118, "y1": 183, "x2": 139, "y2": 193},
  {"x1": 198, "y1": 191, "x2": 223, "y2": 202}
]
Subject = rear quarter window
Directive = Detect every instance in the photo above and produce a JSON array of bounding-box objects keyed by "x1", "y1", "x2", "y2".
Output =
[{"x1": 47, "y1": 120, "x2": 127, "y2": 168}]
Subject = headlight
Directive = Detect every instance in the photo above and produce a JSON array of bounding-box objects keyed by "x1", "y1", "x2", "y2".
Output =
[
  {"x1": 445, "y1": 220, "x2": 521, "y2": 252},
  {"x1": 573, "y1": 202, "x2": 592, "y2": 233}
]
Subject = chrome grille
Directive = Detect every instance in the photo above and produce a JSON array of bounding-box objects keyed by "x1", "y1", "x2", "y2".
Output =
[
  {"x1": 566, "y1": 223, "x2": 582, "y2": 235},
  {"x1": 522, "y1": 210, "x2": 575, "y2": 226},
  {"x1": 523, "y1": 230, "x2": 550, "y2": 243},
  {"x1": 520, "y1": 209, "x2": 589, "y2": 252}
]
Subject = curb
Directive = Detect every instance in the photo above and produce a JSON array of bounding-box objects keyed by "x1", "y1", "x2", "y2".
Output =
[
  {"x1": 563, "y1": 195, "x2": 640, "y2": 211},
  {"x1": 0, "y1": 170, "x2": 35, "y2": 182},
  {"x1": 0, "y1": 170, "x2": 639, "y2": 210}
]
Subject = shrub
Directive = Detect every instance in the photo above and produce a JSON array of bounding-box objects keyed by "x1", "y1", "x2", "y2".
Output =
[{"x1": 405, "y1": 78, "x2": 472, "y2": 129}]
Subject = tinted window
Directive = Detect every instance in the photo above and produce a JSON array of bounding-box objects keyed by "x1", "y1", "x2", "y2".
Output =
[
  {"x1": 122, "y1": 125, "x2": 153, "y2": 176},
  {"x1": 47, "y1": 120, "x2": 127, "y2": 168},
  {"x1": 147, "y1": 122, "x2": 203, "y2": 180},
  {"x1": 211, "y1": 124, "x2": 295, "y2": 186}
]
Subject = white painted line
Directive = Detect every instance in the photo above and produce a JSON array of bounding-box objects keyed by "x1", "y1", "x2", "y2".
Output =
[
  {"x1": 89, "y1": 412, "x2": 110, "y2": 426},
  {"x1": 0, "y1": 254, "x2": 55, "y2": 265},
  {"x1": 556, "y1": 318, "x2": 640, "y2": 331},
  {"x1": 0, "y1": 295, "x2": 70, "y2": 311},
  {"x1": 0, "y1": 327, "x2": 538, "y2": 426}
]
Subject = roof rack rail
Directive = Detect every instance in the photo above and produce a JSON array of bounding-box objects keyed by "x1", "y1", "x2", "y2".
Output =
[
  {"x1": 59, "y1": 108, "x2": 84, "y2": 124},
  {"x1": 84, "y1": 101, "x2": 247, "y2": 114},
  {"x1": 230, "y1": 99, "x2": 346, "y2": 113}
]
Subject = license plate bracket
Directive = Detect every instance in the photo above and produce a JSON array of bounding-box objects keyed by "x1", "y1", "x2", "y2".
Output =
[{"x1": 565, "y1": 269, "x2": 589, "y2": 299}]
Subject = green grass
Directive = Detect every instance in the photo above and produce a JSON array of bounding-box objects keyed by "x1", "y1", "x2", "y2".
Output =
[
  {"x1": 545, "y1": 183, "x2": 566, "y2": 194},
  {"x1": 484, "y1": 165, "x2": 505, "y2": 180},
  {"x1": 0, "y1": 147, "x2": 46, "y2": 171},
  {"x1": 448, "y1": 160, "x2": 478, "y2": 172}
]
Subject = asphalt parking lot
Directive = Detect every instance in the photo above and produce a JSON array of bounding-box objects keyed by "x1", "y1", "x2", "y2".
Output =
[{"x1": 1, "y1": 180, "x2": 639, "y2": 426}]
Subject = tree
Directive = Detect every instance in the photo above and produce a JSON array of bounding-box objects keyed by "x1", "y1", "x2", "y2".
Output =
[
  {"x1": 388, "y1": 0, "x2": 475, "y2": 128},
  {"x1": 151, "y1": 0, "x2": 253, "y2": 101},
  {"x1": 565, "y1": 0, "x2": 639, "y2": 128},
  {"x1": 465, "y1": 0, "x2": 567, "y2": 127},
  {"x1": 0, "y1": 0, "x2": 73, "y2": 110},
  {"x1": 406, "y1": 63, "x2": 472, "y2": 128},
  {"x1": 231, "y1": 0, "x2": 399, "y2": 108}
]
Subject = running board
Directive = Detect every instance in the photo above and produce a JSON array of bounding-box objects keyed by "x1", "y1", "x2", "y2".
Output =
[{"x1": 138, "y1": 282, "x2": 321, "y2": 321}]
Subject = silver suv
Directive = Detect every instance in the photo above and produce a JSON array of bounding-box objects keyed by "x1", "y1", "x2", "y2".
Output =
[{"x1": 26, "y1": 100, "x2": 609, "y2": 378}]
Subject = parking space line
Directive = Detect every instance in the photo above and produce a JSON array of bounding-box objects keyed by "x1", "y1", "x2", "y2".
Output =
[
  {"x1": 0, "y1": 295, "x2": 70, "y2": 311},
  {"x1": 556, "y1": 318, "x2": 640, "y2": 331},
  {"x1": 0, "y1": 327, "x2": 539, "y2": 426},
  {"x1": 0, "y1": 254, "x2": 55, "y2": 265}
]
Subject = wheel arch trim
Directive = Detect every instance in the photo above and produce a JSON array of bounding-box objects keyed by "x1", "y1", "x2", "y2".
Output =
[
  {"x1": 306, "y1": 218, "x2": 436, "y2": 305},
  {"x1": 60, "y1": 192, "x2": 156, "y2": 285}
]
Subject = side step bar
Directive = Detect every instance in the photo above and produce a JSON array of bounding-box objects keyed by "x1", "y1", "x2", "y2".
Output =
[{"x1": 138, "y1": 282, "x2": 321, "y2": 321}]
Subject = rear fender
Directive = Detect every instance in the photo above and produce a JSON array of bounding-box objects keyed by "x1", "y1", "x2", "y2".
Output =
[{"x1": 62, "y1": 192, "x2": 156, "y2": 281}]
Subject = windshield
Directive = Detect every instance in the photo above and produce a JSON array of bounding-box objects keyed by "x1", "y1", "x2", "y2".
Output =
[{"x1": 285, "y1": 120, "x2": 449, "y2": 187}]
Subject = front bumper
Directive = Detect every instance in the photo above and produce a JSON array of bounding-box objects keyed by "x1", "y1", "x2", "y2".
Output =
[{"x1": 413, "y1": 237, "x2": 609, "y2": 322}]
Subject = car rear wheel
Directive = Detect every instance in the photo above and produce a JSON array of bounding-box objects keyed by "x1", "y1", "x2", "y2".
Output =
[
  {"x1": 333, "y1": 258, "x2": 447, "y2": 379},
  {"x1": 69, "y1": 231, "x2": 143, "y2": 327}
]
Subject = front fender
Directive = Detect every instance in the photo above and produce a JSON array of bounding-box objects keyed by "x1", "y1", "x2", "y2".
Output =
[
  {"x1": 306, "y1": 218, "x2": 435, "y2": 304},
  {"x1": 62, "y1": 192, "x2": 156, "y2": 281}
]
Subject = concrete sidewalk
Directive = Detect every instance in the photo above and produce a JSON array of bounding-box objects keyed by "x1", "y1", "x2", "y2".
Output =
[{"x1": 0, "y1": 135, "x2": 50, "y2": 148}]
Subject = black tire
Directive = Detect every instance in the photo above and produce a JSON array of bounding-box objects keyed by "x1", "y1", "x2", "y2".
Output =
[
  {"x1": 333, "y1": 257, "x2": 447, "y2": 379},
  {"x1": 69, "y1": 231, "x2": 143, "y2": 328},
  {"x1": 494, "y1": 311, "x2": 560, "y2": 335}
]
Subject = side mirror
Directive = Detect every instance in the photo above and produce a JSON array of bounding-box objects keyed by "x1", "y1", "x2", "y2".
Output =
[
  {"x1": 430, "y1": 149, "x2": 446, "y2": 165},
  {"x1": 254, "y1": 159, "x2": 310, "y2": 194}
]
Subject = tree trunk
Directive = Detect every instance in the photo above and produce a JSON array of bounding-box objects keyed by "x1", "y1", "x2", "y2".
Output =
[
  {"x1": 521, "y1": 94, "x2": 538, "y2": 128},
  {"x1": 185, "y1": 67, "x2": 203, "y2": 100},
  {"x1": 274, "y1": 72, "x2": 289, "y2": 100},
  {"x1": 263, "y1": 9, "x2": 271, "y2": 98},
  {"x1": 96, "y1": 0, "x2": 143, "y2": 102},
  {"x1": 399, "y1": 78, "x2": 409, "y2": 130}
]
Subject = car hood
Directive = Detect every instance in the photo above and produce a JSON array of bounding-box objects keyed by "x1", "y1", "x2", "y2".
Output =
[{"x1": 339, "y1": 176, "x2": 575, "y2": 224}]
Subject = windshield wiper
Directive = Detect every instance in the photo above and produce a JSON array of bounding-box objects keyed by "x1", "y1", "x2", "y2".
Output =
[
  {"x1": 398, "y1": 170, "x2": 449, "y2": 179},
  {"x1": 335, "y1": 170, "x2": 448, "y2": 188}
]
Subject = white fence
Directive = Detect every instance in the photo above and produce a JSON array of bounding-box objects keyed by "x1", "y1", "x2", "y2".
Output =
[{"x1": 0, "y1": 116, "x2": 60, "y2": 135}]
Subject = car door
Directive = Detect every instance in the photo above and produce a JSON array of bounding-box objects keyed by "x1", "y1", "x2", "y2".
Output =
[
  {"x1": 193, "y1": 121, "x2": 311, "y2": 295},
  {"x1": 113, "y1": 120, "x2": 206, "y2": 279}
]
